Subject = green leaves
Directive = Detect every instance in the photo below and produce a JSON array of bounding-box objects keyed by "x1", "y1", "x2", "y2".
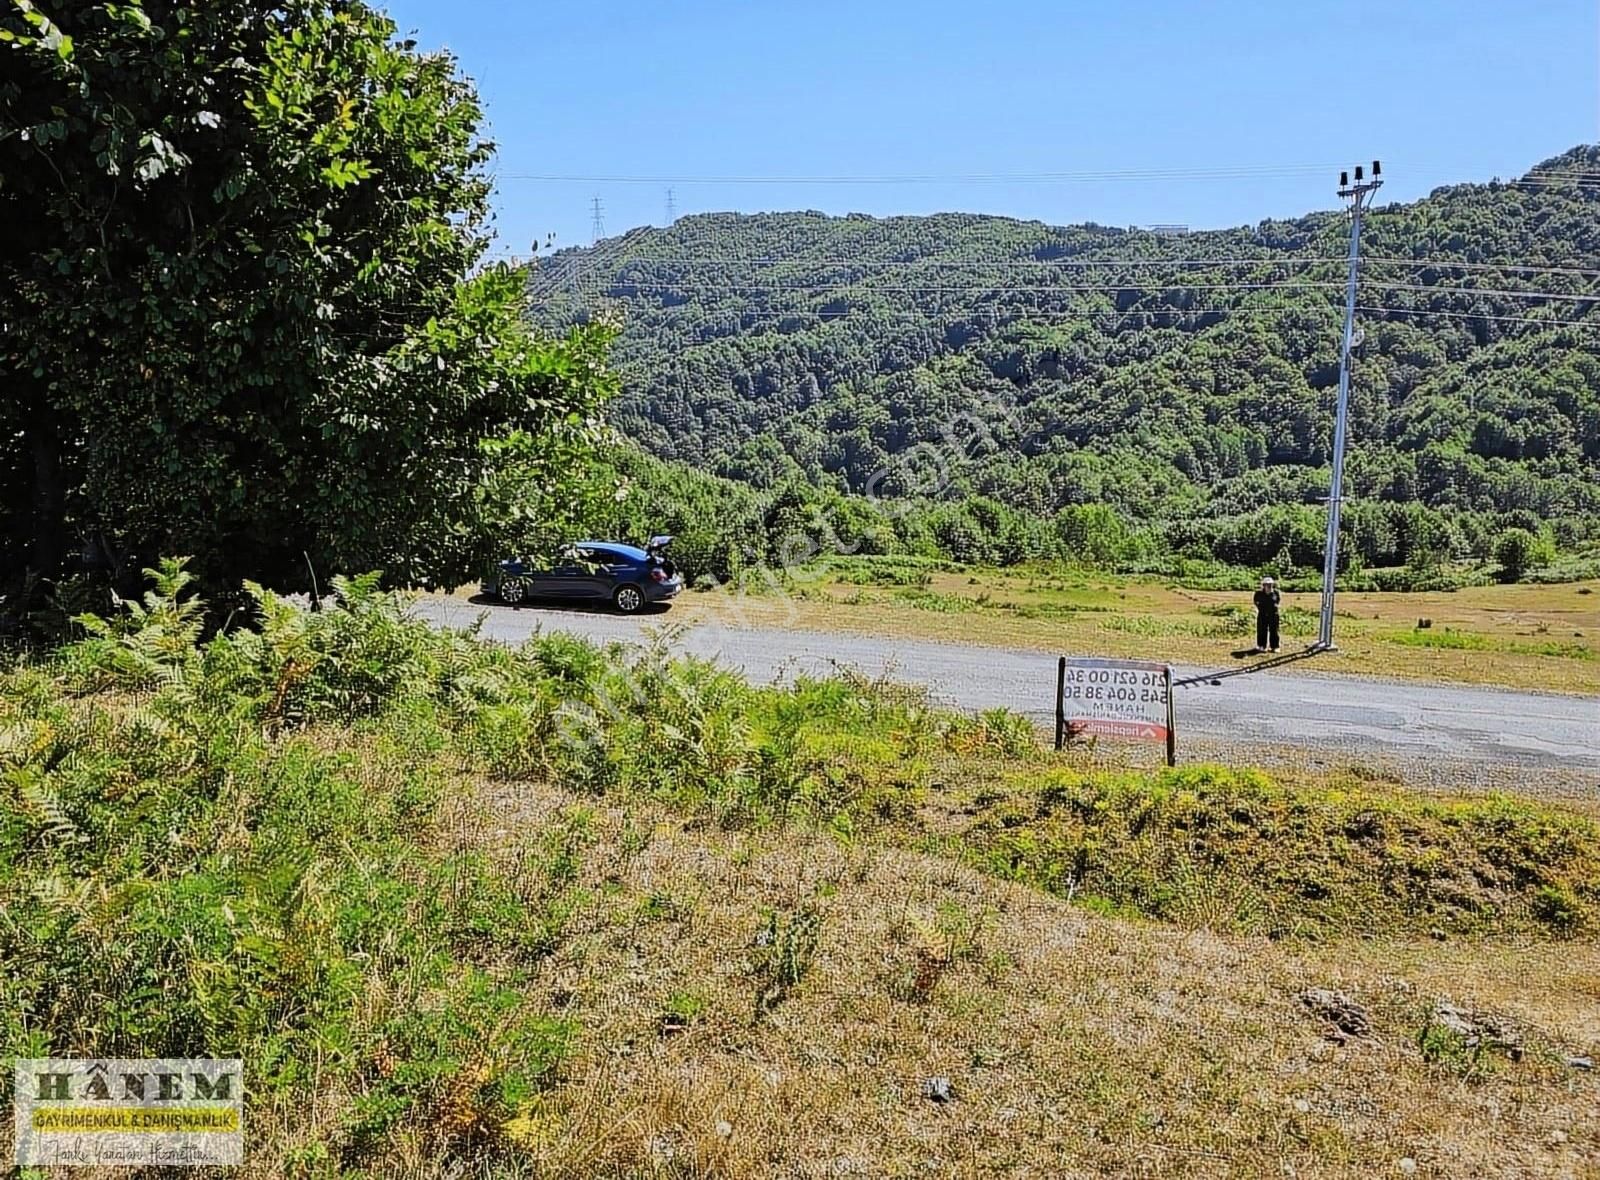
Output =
[
  {"x1": 319, "y1": 156, "x2": 373, "y2": 189},
  {"x1": 585, "y1": 157, "x2": 1597, "y2": 569},
  {"x1": 0, "y1": 2, "x2": 72, "y2": 69},
  {"x1": 4, "y1": 0, "x2": 617, "y2": 600}
]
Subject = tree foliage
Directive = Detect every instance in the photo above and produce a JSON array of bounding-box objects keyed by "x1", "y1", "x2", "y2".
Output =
[
  {"x1": 1492, "y1": 527, "x2": 1554, "y2": 583},
  {"x1": 2, "y1": 0, "x2": 614, "y2": 608},
  {"x1": 538, "y1": 148, "x2": 1600, "y2": 579}
]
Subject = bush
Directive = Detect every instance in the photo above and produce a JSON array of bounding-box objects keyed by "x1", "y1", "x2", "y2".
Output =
[
  {"x1": 7, "y1": 558, "x2": 1597, "y2": 1170},
  {"x1": 1055, "y1": 503, "x2": 1131, "y2": 568},
  {"x1": 1493, "y1": 527, "x2": 1555, "y2": 582},
  {"x1": 1530, "y1": 884, "x2": 1584, "y2": 934}
]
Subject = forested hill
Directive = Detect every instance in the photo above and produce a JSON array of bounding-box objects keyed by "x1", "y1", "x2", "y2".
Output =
[{"x1": 529, "y1": 146, "x2": 1600, "y2": 561}]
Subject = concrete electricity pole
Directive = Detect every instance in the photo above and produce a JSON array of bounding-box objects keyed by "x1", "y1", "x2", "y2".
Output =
[{"x1": 1316, "y1": 160, "x2": 1383, "y2": 651}]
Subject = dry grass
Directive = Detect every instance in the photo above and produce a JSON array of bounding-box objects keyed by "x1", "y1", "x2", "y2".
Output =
[
  {"x1": 218, "y1": 773, "x2": 1599, "y2": 1179},
  {"x1": 9, "y1": 579, "x2": 1594, "y2": 1179},
  {"x1": 644, "y1": 571, "x2": 1600, "y2": 695}
]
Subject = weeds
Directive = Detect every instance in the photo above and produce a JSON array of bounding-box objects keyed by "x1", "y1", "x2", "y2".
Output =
[
  {"x1": 894, "y1": 588, "x2": 980, "y2": 613},
  {"x1": 885, "y1": 900, "x2": 983, "y2": 1004},
  {"x1": 1417, "y1": 1020, "x2": 1485, "y2": 1078},
  {"x1": 4, "y1": 560, "x2": 1597, "y2": 1174},
  {"x1": 961, "y1": 765, "x2": 1600, "y2": 938},
  {"x1": 1385, "y1": 628, "x2": 1596, "y2": 660},
  {"x1": 945, "y1": 707, "x2": 1039, "y2": 757},
  {"x1": 750, "y1": 905, "x2": 823, "y2": 1018},
  {"x1": 658, "y1": 989, "x2": 708, "y2": 1036}
]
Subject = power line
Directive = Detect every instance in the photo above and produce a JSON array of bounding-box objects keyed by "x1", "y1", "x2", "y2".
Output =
[
  {"x1": 581, "y1": 254, "x2": 1348, "y2": 269},
  {"x1": 1363, "y1": 282, "x2": 1600, "y2": 301},
  {"x1": 1355, "y1": 305, "x2": 1600, "y2": 329},
  {"x1": 620, "y1": 296, "x2": 1349, "y2": 333},
  {"x1": 497, "y1": 162, "x2": 1364, "y2": 186},
  {"x1": 599, "y1": 279, "x2": 1348, "y2": 295},
  {"x1": 509, "y1": 251, "x2": 1600, "y2": 280},
  {"x1": 598, "y1": 297, "x2": 1594, "y2": 334},
  {"x1": 1505, "y1": 178, "x2": 1600, "y2": 190},
  {"x1": 1365, "y1": 258, "x2": 1600, "y2": 277},
  {"x1": 540, "y1": 275, "x2": 1600, "y2": 302},
  {"x1": 324, "y1": 296, "x2": 1598, "y2": 332},
  {"x1": 600, "y1": 309, "x2": 1342, "y2": 360}
]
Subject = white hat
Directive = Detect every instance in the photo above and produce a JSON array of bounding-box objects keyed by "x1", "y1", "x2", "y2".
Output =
[{"x1": 1262, "y1": 576, "x2": 1276, "y2": 585}]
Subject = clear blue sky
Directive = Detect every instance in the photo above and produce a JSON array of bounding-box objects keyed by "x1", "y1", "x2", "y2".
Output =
[{"x1": 380, "y1": 0, "x2": 1599, "y2": 256}]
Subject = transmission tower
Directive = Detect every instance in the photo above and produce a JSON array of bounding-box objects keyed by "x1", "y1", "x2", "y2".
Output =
[
  {"x1": 1316, "y1": 160, "x2": 1383, "y2": 651},
  {"x1": 590, "y1": 196, "x2": 605, "y2": 245},
  {"x1": 665, "y1": 187, "x2": 678, "y2": 225}
]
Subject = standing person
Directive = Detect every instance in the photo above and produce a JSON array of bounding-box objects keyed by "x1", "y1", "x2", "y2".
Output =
[{"x1": 1253, "y1": 576, "x2": 1281, "y2": 653}]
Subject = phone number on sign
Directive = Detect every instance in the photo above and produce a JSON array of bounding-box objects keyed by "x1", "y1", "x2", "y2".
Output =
[
  {"x1": 1063, "y1": 667, "x2": 1167, "y2": 686},
  {"x1": 1061, "y1": 683, "x2": 1168, "y2": 705}
]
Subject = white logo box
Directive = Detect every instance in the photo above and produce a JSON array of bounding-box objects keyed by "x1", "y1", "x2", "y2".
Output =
[{"x1": 14, "y1": 1059, "x2": 243, "y2": 1167}]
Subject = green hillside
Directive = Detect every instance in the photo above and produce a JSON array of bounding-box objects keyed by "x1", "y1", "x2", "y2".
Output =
[{"x1": 532, "y1": 147, "x2": 1600, "y2": 580}]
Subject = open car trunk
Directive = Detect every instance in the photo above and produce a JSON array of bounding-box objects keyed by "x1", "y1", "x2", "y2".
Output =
[{"x1": 646, "y1": 535, "x2": 675, "y2": 578}]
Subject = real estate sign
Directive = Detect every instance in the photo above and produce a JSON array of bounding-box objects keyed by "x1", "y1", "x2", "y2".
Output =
[{"x1": 1055, "y1": 657, "x2": 1175, "y2": 763}]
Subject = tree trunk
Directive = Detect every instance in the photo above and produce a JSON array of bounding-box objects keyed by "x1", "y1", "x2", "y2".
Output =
[{"x1": 25, "y1": 401, "x2": 67, "y2": 583}]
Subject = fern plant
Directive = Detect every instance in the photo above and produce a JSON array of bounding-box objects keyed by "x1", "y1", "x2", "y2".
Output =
[{"x1": 67, "y1": 557, "x2": 206, "y2": 690}]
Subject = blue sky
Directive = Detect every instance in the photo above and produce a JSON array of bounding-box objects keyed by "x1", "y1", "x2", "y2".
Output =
[{"x1": 380, "y1": 0, "x2": 1599, "y2": 256}]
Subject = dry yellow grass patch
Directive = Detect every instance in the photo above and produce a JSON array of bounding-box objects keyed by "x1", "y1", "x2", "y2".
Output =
[
  {"x1": 267, "y1": 776, "x2": 1599, "y2": 1180},
  {"x1": 645, "y1": 572, "x2": 1600, "y2": 695},
  {"x1": 446, "y1": 568, "x2": 1600, "y2": 691}
]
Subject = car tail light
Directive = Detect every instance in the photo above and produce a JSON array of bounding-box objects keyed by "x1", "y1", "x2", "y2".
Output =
[{"x1": 650, "y1": 568, "x2": 667, "y2": 583}]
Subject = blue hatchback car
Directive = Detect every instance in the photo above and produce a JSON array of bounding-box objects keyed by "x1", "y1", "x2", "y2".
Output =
[{"x1": 484, "y1": 537, "x2": 682, "y2": 613}]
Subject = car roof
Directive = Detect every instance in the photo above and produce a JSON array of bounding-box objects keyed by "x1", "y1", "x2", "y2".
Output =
[{"x1": 575, "y1": 541, "x2": 647, "y2": 560}]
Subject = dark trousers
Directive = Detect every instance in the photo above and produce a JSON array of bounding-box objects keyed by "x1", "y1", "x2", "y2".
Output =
[{"x1": 1257, "y1": 614, "x2": 1280, "y2": 650}]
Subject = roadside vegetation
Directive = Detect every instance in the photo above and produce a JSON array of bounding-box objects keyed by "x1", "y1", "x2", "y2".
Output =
[
  {"x1": 3, "y1": 567, "x2": 1596, "y2": 1174},
  {"x1": 5, "y1": 6, "x2": 1597, "y2": 1175},
  {"x1": 571, "y1": 445, "x2": 1600, "y2": 598}
]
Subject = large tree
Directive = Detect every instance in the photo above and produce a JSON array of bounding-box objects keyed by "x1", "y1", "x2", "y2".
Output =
[{"x1": 1, "y1": 0, "x2": 613, "y2": 606}]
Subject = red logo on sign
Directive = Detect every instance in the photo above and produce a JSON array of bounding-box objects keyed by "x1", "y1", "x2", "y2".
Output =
[{"x1": 1068, "y1": 719, "x2": 1169, "y2": 742}]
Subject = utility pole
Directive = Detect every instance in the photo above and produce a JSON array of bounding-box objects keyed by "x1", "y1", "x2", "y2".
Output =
[
  {"x1": 665, "y1": 187, "x2": 677, "y2": 226},
  {"x1": 590, "y1": 196, "x2": 605, "y2": 245},
  {"x1": 1316, "y1": 160, "x2": 1383, "y2": 651}
]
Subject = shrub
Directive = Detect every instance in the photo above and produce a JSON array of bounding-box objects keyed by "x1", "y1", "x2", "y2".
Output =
[
  {"x1": 945, "y1": 708, "x2": 1040, "y2": 757},
  {"x1": 1493, "y1": 527, "x2": 1554, "y2": 582},
  {"x1": 1530, "y1": 884, "x2": 1584, "y2": 934}
]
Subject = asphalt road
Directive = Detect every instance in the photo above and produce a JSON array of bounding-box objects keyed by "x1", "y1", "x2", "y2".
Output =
[{"x1": 414, "y1": 597, "x2": 1600, "y2": 777}]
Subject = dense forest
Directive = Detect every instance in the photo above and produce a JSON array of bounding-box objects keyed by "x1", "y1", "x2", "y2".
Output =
[{"x1": 532, "y1": 147, "x2": 1600, "y2": 585}]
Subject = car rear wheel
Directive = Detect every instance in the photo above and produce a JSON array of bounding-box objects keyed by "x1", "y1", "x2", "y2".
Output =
[
  {"x1": 613, "y1": 584, "x2": 644, "y2": 614},
  {"x1": 500, "y1": 577, "x2": 529, "y2": 605}
]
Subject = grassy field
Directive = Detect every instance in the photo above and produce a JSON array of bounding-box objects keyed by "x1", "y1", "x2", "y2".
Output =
[
  {"x1": 3, "y1": 569, "x2": 1596, "y2": 1177},
  {"x1": 659, "y1": 559, "x2": 1600, "y2": 695}
]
